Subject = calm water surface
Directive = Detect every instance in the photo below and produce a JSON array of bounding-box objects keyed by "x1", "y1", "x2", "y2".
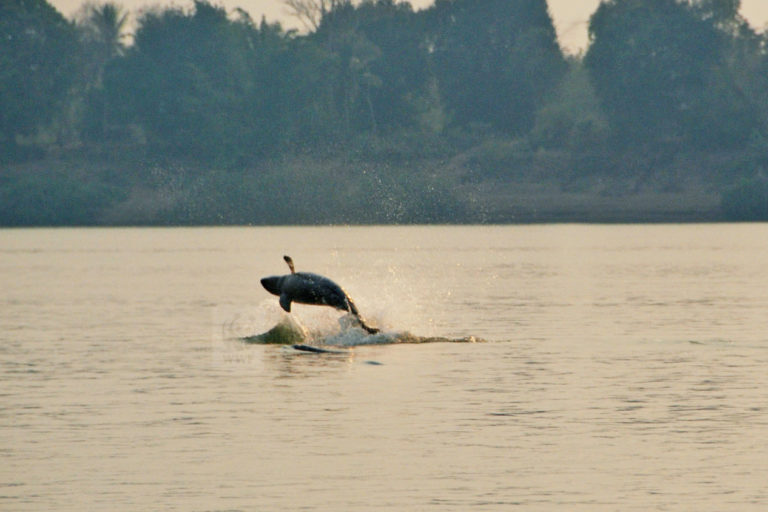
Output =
[{"x1": 1, "y1": 225, "x2": 767, "y2": 510}]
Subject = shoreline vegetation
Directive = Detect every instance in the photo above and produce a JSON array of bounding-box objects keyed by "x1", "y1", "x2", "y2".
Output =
[
  {"x1": 2, "y1": 145, "x2": 751, "y2": 226},
  {"x1": 2, "y1": 0, "x2": 767, "y2": 226}
]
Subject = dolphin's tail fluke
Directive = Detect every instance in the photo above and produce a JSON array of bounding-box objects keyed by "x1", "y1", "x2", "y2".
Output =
[
  {"x1": 345, "y1": 296, "x2": 361, "y2": 317},
  {"x1": 357, "y1": 317, "x2": 380, "y2": 334},
  {"x1": 346, "y1": 296, "x2": 379, "y2": 334}
]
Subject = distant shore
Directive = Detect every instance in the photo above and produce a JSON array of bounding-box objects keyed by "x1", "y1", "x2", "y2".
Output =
[{"x1": 0, "y1": 145, "x2": 762, "y2": 227}]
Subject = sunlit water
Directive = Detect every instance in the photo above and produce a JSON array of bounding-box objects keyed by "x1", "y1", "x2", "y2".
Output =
[{"x1": 1, "y1": 225, "x2": 767, "y2": 511}]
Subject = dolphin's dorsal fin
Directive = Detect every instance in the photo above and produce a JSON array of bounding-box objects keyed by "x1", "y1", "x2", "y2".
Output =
[
  {"x1": 283, "y1": 255, "x2": 295, "y2": 274},
  {"x1": 279, "y1": 293, "x2": 292, "y2": 312}
]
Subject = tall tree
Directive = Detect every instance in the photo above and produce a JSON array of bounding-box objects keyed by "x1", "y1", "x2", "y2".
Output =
[
  {"x1": 351, "y1": 0, "x2": 430, "y2": 131},
  {"x1": 692, "y1": 0, "x2": 768, "y2": 148},
  {"x1": 425, "y1": 0, "x2": 566, "y2": 135},
  {"x1": 0, "y1": 0, "x2": 78, "y2": 158},
  {"x1": 313, "y1": 1, "x2": 383, "y2": 137},
  {"x1": 102, "y1": 1, "x2": 291, "y2": 160},
  {"x1": 308, "y1": 0, "x2": 428, "y2": 136},
  {"x1": 77, "y1": 1, "x2": 129, "y2": 65},
  {"x1": 76, "y1": 1, "x2": 129, "y2": 139},
  {"x1": 585, "y1": 0, "x2": 727, "y2": 146},
  {"x1": 283, "y1": 0, "x2": 340, "y2": 31}
]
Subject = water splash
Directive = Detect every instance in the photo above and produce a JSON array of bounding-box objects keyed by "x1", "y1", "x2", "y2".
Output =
[{"x1": 241, "y1": 313, "x2": 482, "y2": 347}]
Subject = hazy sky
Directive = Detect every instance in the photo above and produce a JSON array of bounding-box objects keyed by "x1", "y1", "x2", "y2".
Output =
[{"x1": 51, "y1": 0, "x2": 768, "y2": 53}]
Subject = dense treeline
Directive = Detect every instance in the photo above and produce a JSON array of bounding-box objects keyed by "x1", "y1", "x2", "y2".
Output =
[{"x1": 1, "y1": 0, "x2": 767, "y2": 225}]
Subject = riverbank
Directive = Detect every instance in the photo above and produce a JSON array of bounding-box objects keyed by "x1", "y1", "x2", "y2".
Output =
[{"x1": 0, "y1": 145, "x2": 761, "y2": 226}]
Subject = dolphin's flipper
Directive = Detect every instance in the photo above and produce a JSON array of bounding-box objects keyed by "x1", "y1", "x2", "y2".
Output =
[
  {"x1": 283, "y1": 255, "x2": 295, "y2": 274},
  {"x1": 279, "y1": 293, "x2": 292, "y2": 312}
]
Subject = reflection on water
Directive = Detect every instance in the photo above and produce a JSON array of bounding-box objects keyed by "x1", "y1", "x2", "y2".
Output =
[{"x1": 1, "y1": 225, "x2": 767, "y2": 510}]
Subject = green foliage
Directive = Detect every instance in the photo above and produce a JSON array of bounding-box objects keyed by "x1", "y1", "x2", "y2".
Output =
[
  {"x1": 426, "y1": 0, "x2": 567, "y2": 135},
  {"x1": 2, "y1": 0, "x2": 768, "y2": 225},
  {"x1": 584, "y1": 0, "x2": 768, "y2": 150},
  {"x1": 721, "y1": 175, "x2": 768, "y2": 221},
  {"x1": 683, "y1": 1, "x2": 767, "y2": 149},
  {"x1": 93, "y1": 157, "x2": 467, "y2": 225},
  {"x1": 74, "y1": 2, "x2": 130, "y2": 141},
  {"x1": 0, "y1": 0, "x2": 79, "y2": 157},
  {"x1": 300, "y1": 0, "x2": 432, "y2": 139},
  {"x1": 76, "y1": 1, "x2": 128, "y2": 63},
  {"x1": 461, "y1": 138, "x2": 533, "y2": 182},
  {"x1": 0, "y1": 167, "x2": 123, "y2": 225},
  {"x1": 344, "y1": 0, "x2": 430, "y2": 131},
  {"x1": 585, "y1": 0, "x2": 723, "y2": 144},
  {"x1": 531, "y1": 57, "x2": 609, "y2": 150},
  {"x1": 102, "y1": 1, "x2": 291, "y2": 161}
]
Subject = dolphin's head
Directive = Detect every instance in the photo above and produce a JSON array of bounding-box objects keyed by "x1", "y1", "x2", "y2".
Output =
[{"x1": 260, "y1": 275, "x2": 283, "y2": 296}]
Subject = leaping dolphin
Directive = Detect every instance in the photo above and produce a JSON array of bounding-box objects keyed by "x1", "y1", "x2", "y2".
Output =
[{"x1": 260, "y1": 255, "x2": 380, "y2": 334}]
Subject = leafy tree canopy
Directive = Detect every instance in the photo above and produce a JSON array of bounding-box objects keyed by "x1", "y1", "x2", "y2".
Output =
[
  {"x1": 425, "y1": 0, "x2": 566, "y2": 135},
  {"x1": 103, "y1": 1, "x2": 292, "y2": 161},
  {"x1": 0, "y1": 0, "x2": 78, "y2": 155},
  {"x1": 584, "y1": 0, "x2": 764, "y2": 148}
]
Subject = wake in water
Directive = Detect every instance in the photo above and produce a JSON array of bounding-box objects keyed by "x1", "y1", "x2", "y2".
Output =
[{"x1": 241, "y1": 313, "x2": 481, "y2": 348}]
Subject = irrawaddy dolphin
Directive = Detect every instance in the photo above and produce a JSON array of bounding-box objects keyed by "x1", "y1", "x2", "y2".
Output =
[{"x1": 260, "y1": 256, "x2": 379, "y2": 334}]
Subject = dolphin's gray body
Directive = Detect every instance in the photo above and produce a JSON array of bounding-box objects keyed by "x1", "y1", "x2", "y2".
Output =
[{"x1": 261, "y1": 256, "x2": 379, "y2": 334}]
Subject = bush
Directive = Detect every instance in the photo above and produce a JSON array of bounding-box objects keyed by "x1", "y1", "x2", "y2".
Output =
[
  {"x1": 461, "y1": 138, "x2": 533, "y2": 182},
  {"x1": 721, "y1": 175, "x2": 768, "y2": 221},
  {"x1": 0, "y1": 168, "x2": 123, "y2": 226}
]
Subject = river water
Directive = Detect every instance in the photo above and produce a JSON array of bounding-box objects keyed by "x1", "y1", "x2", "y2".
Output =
[{"x1": 1, "y1": 225, "x2": 767, "y2": 510}]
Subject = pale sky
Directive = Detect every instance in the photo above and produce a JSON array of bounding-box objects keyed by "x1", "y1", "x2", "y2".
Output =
[{"x1": 51, "y1": 0, "x2": 768, "y2": 53}]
